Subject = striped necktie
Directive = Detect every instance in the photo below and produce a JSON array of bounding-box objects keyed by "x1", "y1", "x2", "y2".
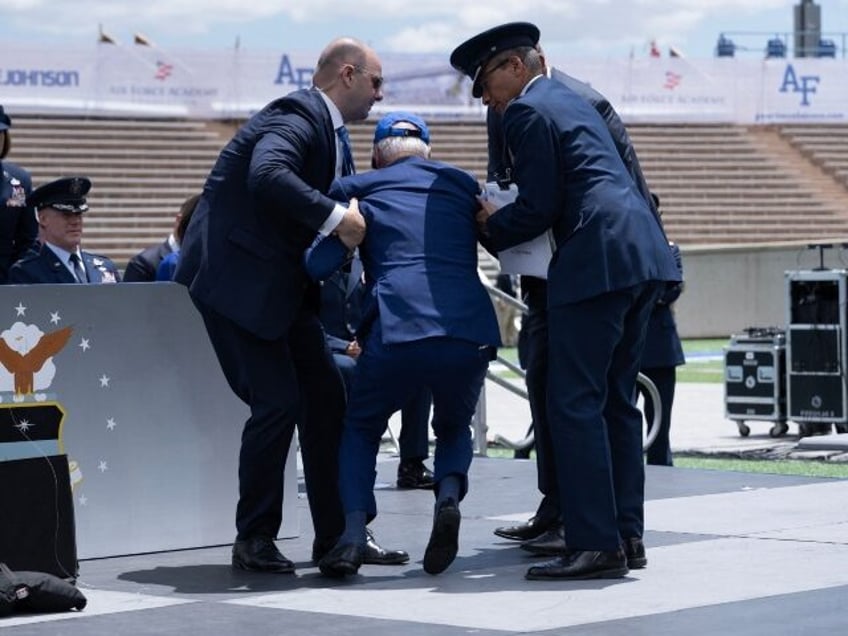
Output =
[{"x1": 337, "y1": 125, "x2": 355, "y2": 176}]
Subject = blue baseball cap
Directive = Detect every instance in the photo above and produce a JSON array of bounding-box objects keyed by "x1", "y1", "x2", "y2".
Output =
[{"x1": 373, "y1": 112, "x2": 430, "y2": 144}]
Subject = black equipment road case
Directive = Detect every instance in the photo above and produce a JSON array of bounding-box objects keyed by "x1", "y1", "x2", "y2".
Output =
[
  {"x1": 785, "y1": 267, "x2": 848, "y2": 435},
  {"x1": 724, "y1": 327, "x2": 789, "y2": 437}
]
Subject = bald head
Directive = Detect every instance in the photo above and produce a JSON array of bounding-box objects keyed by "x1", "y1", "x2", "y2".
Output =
[
  {"x1": 313, "y1": 37, "x2": 370, "y2": 86},
  {"x1": 312, "y1": 36, "x2": 383, "y2": 123}
]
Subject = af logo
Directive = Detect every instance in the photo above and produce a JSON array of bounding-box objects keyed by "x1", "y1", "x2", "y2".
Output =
[
  {"x1": 0, "y1": 319, "x2": 83, "y2": 491},
  {"x1": 779, "y1": 64, "x2": 820, "y2": 107},
  {"x1": 0, "y1": 322, "x2": 72, "y2": 399}
]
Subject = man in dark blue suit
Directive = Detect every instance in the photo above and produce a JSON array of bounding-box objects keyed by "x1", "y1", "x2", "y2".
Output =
[
  {"x1": 0, "y1": 105, "x2": 37, "y2": 284},
  {"x1": 486, "y1": 50, "x2": 663, "y2": 555},
  {"x1": 8, "y1": 177, "x2": 120, "y2": 284},
  {"x1": 452, "y1": 23, "x2": 681, "y2": 580},
  {"x1": 640, "y1": 236, "x2": 685, "y2": 467},
  {"x1": 319, "y1": 260, "x2": 436, "y2": 490},
  {"x1": 175, "y1": 36, "x2": 401, "y2": 573},
  {"x1": 308, "y1": 112, "x2": 500, "y2": 577}
]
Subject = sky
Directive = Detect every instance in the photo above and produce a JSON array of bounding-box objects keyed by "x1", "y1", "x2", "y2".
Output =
[{"x1": 2, "y1": 0, "x2": 847, "y2": 61}]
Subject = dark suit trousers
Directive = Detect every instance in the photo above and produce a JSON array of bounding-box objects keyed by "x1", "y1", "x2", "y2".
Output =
[
  {"x1": 640, "y1": 365, "x2": 676, "y2": 466},
  {"x1": 398, "y1": 388, "x2": 432, "y2": 460},
  {"x1": 548, "y1": 281, "x2": 662, "y2": 551},
  {"x1": 339, "y1": 327, "x2": 489, "y2": 519},
  {"x1": 196, "y1": 301, "x2": 346, "y2": 543},
  {"x1": 521, "y1": 278, "x2": 560, "y2": 523},
  {"x1": 335, "y1": 353, "x2": 431, "y2": 460}
]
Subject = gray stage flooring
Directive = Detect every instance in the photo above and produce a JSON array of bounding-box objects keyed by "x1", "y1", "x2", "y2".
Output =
[{"x1": 4, "y1": 454, "x2": 848, "y2": 635}]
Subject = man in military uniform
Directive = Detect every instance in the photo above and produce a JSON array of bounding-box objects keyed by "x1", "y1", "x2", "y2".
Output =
[
  {"x1": 0, "y1": 104, "x2": 37, "y2": 283},
  {"x1": 8, "y1": 177, "x2": 121, "y2": 284}
]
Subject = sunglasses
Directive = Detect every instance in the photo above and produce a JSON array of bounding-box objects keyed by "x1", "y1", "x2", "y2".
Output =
[
  {"x1": 477, "y1": 57, "x2": 512, "y2": 93},
  {"x1": 352, "y1": 65, "x2": 384, "y2": 91}
]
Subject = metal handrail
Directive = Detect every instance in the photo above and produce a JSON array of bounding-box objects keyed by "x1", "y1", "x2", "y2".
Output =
[{"x1": 481, "y1": 281, "x2": 662, "y2": 453}]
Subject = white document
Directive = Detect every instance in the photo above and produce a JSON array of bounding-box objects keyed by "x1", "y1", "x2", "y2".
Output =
[{"x1": 484, "y1": 182, "x2": 555, "y2": 280}]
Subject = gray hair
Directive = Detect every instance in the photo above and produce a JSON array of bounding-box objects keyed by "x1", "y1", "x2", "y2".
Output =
[{"x1": 374, "y1": 135, "x2": 430, "y2": 166}]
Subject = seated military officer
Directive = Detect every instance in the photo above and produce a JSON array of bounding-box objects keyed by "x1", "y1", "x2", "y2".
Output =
[{"x1": 8, "y1": 176, "x2": 121, "y2": 284}]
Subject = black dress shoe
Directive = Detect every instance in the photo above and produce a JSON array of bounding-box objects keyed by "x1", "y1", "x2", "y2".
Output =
[
  {"x1": 623, "y1": 537, "x2": 647, "y2": 569},
  {"x1": 423, "y1": 498, "x2": 461, "y2": 575},
  {"x1": 363, "y1": 528, "x2": 409, "y2": 565},
  {"x1": 494, "y1": 515, "x2": 557, "y2": 542},
  {"x1": 520, "y1": 525, "x2": 567, "y2": 556},
  {"x1": 397, "y1": 459, "x2": 435, "y2": 489},
  {"x1": 231, "y1": 536, "x2": 295, "y2": 573},
  {"x1": 526, "y1": 549, "x2": 629, "y2": 580},
  {"x1": 311, "y1": 537, "x2": 336, "y2": 564},
  {"x1": 318, "y1": 542, "x2": 364, "y2": 578}
]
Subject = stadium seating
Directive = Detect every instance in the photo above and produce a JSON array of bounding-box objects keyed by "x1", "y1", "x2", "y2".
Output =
[{"x1": 7, "y1": 116, "x2": 848, "y2": 273}]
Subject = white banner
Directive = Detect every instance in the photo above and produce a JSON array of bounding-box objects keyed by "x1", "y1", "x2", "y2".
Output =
[{"x1": 1, "y1": 44, "x2": 846, "y2": 124}]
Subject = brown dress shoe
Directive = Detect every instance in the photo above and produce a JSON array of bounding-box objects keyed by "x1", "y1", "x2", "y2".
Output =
[{"x1": 231, "y1": 536, "x2": 295, "y2": 573}]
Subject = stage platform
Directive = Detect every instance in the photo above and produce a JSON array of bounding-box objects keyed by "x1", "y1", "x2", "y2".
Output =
[{"x1": 3, "y1": 453, "x2": 847, "y2": 635}]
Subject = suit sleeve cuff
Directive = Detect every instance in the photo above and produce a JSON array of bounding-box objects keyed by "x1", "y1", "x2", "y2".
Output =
[{"x1": 318, "y1": 204, "x2": 347, "y2": 236}]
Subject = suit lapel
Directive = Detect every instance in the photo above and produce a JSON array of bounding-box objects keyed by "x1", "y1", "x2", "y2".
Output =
[
  {"x1": 82, "y1": 254, "x2": 99, "y2": 283},
  {"x1": 41, "y1": 248, "x2": 76, "y2": 284}
]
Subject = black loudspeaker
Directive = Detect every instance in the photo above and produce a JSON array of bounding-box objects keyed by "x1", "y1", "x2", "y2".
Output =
[
  {"x1": 0, "y1": 455, "x2": 78, "y2": 580},
  {"x1": 788, "y1": 374, "x2": 846, "y2": 421},
  {"x1": 789, "y1": 326, "x2": 840, "y2": 373}
]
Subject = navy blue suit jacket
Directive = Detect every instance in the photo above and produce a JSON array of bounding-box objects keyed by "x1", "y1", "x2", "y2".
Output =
[
  {"x1": 0, "y1": 161, "x2": 37, "y2": 284},
  {"x1": 175, "y1": 88, "x2": 340, "y2": 340},
  {"x1": 642, "y1": 243, "x2": 685, "y2": 369},
  {"x1": 487, "y1": 68, "x2": 656, "y2": 217},
  {"x1": 485, "y1": 77, "x2": 680, "y2": 307},
  {"x1": 326, "y1": 156, "x2": 501, "y2": 348},
  {"x1": 8, "y1": 244, "x2": 121, "y2": 284}
]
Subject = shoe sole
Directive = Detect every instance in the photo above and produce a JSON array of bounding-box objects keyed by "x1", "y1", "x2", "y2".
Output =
[
  {"x1": 525, "y1": 565, "x2": 629, "y2": 581},
  {"x1": 396, "y1": 480, "x2": 435, "y2": 490},
  {"x1": 493, "y1": 529, "x2": 543, "y2": 541},
  {"x1": 520, "y1": 544, "x2": 568, "y2": 556},
  {"x1": 363, "y1": 553, "x2": 410, "y2": 566},
  {"x1": 423, "y1": 506, "x2": 461, "y2": 575},
  {"x1": 232, "y1": 558, "x2": 295, "y2": 574}
]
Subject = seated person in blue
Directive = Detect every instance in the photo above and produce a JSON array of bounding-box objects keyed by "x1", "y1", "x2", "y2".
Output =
[
  {"x1": 155, "y1": 194, "x2": 201, "y2": 281},
  {"x1": 319, "y1": 255, "x2": 435, "y2": 489},
  {"x1": 8, "y1": 177, "x2": 120, "y2": 284},
  {"x1": 306, "y1": 112, "x2": 500, "y2": 578}
]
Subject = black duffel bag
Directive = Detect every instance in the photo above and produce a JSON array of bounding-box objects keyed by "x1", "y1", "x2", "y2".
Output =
[{"x1": 0, "y1": 563, "x2": 86, "y2": 616}]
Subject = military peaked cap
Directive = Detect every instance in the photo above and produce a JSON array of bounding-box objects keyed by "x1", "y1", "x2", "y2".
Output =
[
  {"x1": 28, "y1": 177, "x2": 91, "y2": 213},
  {"x1": 450, "y1": 22, "x2": 540, "y2": 98}
]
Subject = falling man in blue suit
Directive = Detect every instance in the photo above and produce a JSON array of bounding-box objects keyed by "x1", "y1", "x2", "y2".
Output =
[{"x1": 306, "y1": 112, "x2": 501, "y2": 578}]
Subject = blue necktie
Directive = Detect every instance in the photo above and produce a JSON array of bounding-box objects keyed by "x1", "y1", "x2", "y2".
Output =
[
  {"x1": 337, "y1": 125, "x2": 355, "y2": 176},
  {"x1": 69, "y1": 253, "x2": 87, "y2": 284}
]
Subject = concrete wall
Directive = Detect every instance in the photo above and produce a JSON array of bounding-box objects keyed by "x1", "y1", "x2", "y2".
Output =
[{"x1": 675, "y1": 243, "x2": 846, "y2": 339}]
